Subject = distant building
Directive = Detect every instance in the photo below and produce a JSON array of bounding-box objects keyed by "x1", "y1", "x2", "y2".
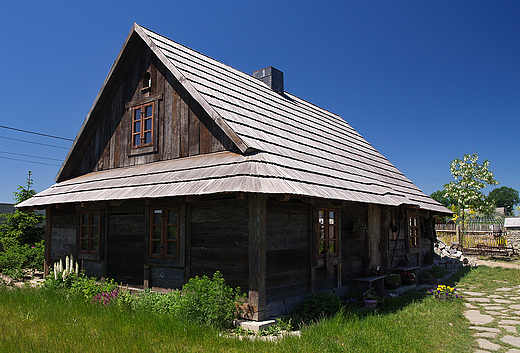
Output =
[
  {"x1": 505, "y1": 218, "x2": 520, "y2": 250},
  {"x1": 0, "y1": 203, "x2": 15, "y2": 215}
]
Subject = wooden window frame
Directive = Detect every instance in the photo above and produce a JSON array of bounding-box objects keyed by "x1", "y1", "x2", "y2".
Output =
[
  {"x1": 132, "y1": 101, "x2": 154, "y2": 149},
  {"x1": 409, "y1": 215, "x2": 419, "y2": 247},
  {"x1": 317, "y1": 208, "x2": 339, "y2": 261},
  {"x1": 149, "y1": 206, "x2": 180, "y2": 259},
  {"x1": 79, "y1": 210, "x2": 102, "y2": 255}
]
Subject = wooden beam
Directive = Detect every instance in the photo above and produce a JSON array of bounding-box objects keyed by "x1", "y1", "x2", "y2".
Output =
[
  {"x1": 236, "y1": 192, "x2": 246, "y2": 200},
  {"x1": 248, "y1": 194, "x2": 267, "y2": 321},
  {"x1": 44, "y1": 206, "x2": 52, "y2": 277},
  {"x1": 185, "y1": 195, "x2": 201, "y2": 203},
  {"x1": 275, "y1": 194, "x2": 290, "y2": 202}
]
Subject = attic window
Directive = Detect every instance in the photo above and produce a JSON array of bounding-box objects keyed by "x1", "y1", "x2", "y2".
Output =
[
  {"x1": 142, "y1": 72, "x2": 151, "y2": 90},
  {"x1": 132, "y1": 102, "x2": 154, "y2": 148}
]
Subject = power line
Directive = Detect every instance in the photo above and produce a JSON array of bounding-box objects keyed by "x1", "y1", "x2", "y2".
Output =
[
  {"x1": 0, "y1": 150, "x2": 63, "y2": 162},
  {"x1": 0, "y1": 125, "x2": 74, "y2": 142},
  {"x1": 0, "y1": 156, "x2": 61, "y2": 167},
  {"x1": 0, "y1": 136, "x2": 69, "y2": 150}
]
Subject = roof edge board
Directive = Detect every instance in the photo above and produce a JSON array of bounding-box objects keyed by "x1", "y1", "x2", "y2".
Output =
[{"x1": 134, "y1": 24, "x2": 250, "y2": 154}]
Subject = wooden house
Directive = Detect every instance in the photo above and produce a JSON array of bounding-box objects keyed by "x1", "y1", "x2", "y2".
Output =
[{"x1": 18, "y1": 24, "x2": 450, "y2": 320}]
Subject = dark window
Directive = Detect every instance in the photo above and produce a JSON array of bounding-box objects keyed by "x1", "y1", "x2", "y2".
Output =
[
  {"x1": 143, "y1": 72, "x2": 151, "y2": 89},
  {"x1": 132, "y1": 102, "x2": 154, "y2": 148},
  {"x1": 79, "y1": 211, "x2": 101, "y2": 254},
  {"x1": 318, "y1": 209, "x2": 338, "y2": 258},
  {"x1": 149, "y1": 207, "x2": 180, "y2": 258},
  {"x1": 409, "y1": 215, "x2": 419, "y2": 247}
]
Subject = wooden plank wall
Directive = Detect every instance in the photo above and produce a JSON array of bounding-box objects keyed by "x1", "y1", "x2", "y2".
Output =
[
  {"x1": 340, "y1": 203, "x2": 368, "y2": 283},
  {"x1": 265, "y1": 200, "x2": 309, "y2": 303},
  {"x1": 74, "y1": 44, "x2": 235, "y2": 178},
  {"x1": 189, "y1": 198, "x2": 249, "y2": 291},
  {"x1": 49, "y1": 207, "x2": 77, "y2": 262},
  {"x1": 106, "y1": 201, "x2": 146, "y2": 285}
]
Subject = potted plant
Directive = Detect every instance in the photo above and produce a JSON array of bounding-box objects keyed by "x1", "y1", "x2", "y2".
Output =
[
  {"x1": 384, "y1": 273, "x2": 401, "y2": 290},
  {"x1": 363, "y1": 289, "x2": 380, "y2": 310},
  {"x1": 401, "y1": 272, "x2": 416, "y2": 285}
]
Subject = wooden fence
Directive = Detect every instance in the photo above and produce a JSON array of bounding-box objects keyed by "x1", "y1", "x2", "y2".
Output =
[{"x1": 435, "y1": 224, "x2": 508, "y2": 248}]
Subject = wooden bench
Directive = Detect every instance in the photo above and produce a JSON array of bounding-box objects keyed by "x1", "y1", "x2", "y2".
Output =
[
  {"x1": 353, "y1": 275, "x2": 387, "y2": 292},
  {"x1": 391, "y1": 266, "x2": 419, "y2": 284}
]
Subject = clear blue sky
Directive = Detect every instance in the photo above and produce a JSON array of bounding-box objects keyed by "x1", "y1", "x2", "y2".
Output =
[{"x1": 1, "y1": 0, "x2": 519, "y2": 205}]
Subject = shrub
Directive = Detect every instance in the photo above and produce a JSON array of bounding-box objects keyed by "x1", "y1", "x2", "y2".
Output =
[
  {"x1": 291, "y1": 292, "x2": 342, "y2": 326},
  {"x1": 176, "y1": 271, "x2": 246, "y2": 329},
  {"x1": 0, "y1": 240, "x2": 44, "y2": 279}
]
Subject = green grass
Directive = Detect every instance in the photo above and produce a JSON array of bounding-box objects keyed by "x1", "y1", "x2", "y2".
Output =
[{"x1": 1, "y1": 266, "x2": 503, "y2": 353}]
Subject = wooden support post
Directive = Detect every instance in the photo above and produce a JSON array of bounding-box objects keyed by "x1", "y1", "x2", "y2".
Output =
[
  {"x1": 248, "y1": 194, "x2": 267, "y2": 321},
  {"x1": 44, "y1": 205, "x2": 52, "y2": 277}
]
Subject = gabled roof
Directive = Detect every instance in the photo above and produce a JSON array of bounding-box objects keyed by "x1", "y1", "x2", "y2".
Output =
[{"x1": 18, "y1": 23, "x2": 449, "y2": 214}]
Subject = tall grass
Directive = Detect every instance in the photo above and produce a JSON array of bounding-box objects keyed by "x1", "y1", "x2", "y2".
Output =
[{"x1": 0, "y1": 266, "x2": 496, "y2": 352}]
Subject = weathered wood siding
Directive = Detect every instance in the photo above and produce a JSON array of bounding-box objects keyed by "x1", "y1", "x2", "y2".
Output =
[
  {"x1": 106, "y1": 201, "x2": 146, "y2": 285},
  {"x1": 49, "y1": 207, "x2": 77, "y2": 262},
  {"x1": 189, "y1": 198, "x2": 249, "y2": 291},
  {"x1": 266, "y1": 200, "x2": 310, "y2": 303},
  {"x1": 70, "y1": 43, "x2": 235, "y2": 179},
  {"x1": 340, "y1": 203, "x2": 368, "y2": 282}
]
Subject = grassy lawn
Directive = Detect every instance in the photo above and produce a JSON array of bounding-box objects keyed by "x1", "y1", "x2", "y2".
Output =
[{"x1": 2, "y1": 266, "x2": 509, "y2": 353}]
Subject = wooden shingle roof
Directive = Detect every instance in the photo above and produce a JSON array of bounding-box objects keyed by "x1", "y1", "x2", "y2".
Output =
[{"x1": 18, "y1": 24, "x2": 449, "y2": 213}]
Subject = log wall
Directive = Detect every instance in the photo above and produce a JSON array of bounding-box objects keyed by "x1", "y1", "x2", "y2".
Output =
[
  {"x1": 189, "y1": 198, "x2": 249, "y2": 291},
  {"x1": 265, "y1": 200, "x2": 310, "y2": 311}
]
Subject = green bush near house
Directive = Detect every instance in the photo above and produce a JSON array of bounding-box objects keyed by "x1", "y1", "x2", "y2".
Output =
[{"x1": 0, "y1": 173, "x2": 45, "y2": 279}]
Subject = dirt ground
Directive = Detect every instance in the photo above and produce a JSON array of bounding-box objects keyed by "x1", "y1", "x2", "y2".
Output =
[{"x1": 466, "y1": 255, "x2": 520, "y2": 270}]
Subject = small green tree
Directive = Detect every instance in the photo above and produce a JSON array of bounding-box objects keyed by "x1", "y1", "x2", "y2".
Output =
[
  {"x1": 443, "y1": 153, "x2": 498, "y2": 243},
  {"x1": 488, "y1": 186, "x2": 520, "y2": 216},
  {"x1": 0, "y1": 172, "x2": 45, "y2": 277}
]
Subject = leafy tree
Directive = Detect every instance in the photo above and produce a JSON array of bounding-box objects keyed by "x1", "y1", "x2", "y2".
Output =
[
  {"x1": 430, "y1": 190, "x2": 456, "y2": 207},
  {"x1": 443, "y1": 153, "x2": 498, "y2": 217},
  {"x1": 0, "y1": 172, "x2": 45, "y2": 277},
  {"x1": 488, "y1": 186, "x2": 520, "y2": 216}
]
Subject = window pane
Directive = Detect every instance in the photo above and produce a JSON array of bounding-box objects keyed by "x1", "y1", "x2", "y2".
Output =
[
  {"x1": 319, "y1": 240, "x2": 326, "y2": 255},
  {"x1": 134, "y1": 121, "x2": 141, "y2": 133},
  {"x1": 145, "y1": 105, "x2": 153, "y2": 117},
  {"x1": 152, "y1": 225, "x2": 162, "y2": 239},
  {"x1": 80, "y1": 226, "x2": 88, "y2": 239},
  {"x1": 134, "y1": 108, "x2": 141, "y2": 120},
  {"x1": 168, "y1": 226, "x2": 178, "y2": 240},
  {"x1": 329, "y1": 226, "x2": 335, "y2": 239},
  {"x1": 81, "y1": 213, "x2": 89, "y2": 225},
  {"x1": 166, "y1": 241, "x2": 177, "y2": 256},
  {"x1": 92, "y1": 212, "x2": 100, "y2": 225},
  {"x1": 92, "y1": 239, "x2": 99, "y2": 252},
  {"x1": 151, "y1": 241, "x2": 162, "y2": 255},
  {"x1": 92, "y1": 226, "x2": 99, "y2": 238},
  {"x1": 81, "y1": 239, "x2": 88, "y2": 251},
  {"x1": 144, "y1": 118, "x2": 152, "y2": 131},
  {"x1": 144, "y1": 131, "x2": 152, "y2": 144},
  {"x1": 329, "y1": 240, "x2": 336, "y2": 254},
  {"x1": 153, "y1": 209, "x2": 162, "y2": 224},
  {"x1": 134, "y1": 134, "x2": 141, "y2": 146},
  {"x1": 319, "y1": 225, "x2": 325, "y2": 240},
  {"x1": 318, "y1": 210, "x2": 324, "y2": 224},
  {"x1": 168, "y1": 209, "x2": 178, "y2": 224},
  {"x1": 329, "y1": 211, "x2": 335, "y2": 224}
]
